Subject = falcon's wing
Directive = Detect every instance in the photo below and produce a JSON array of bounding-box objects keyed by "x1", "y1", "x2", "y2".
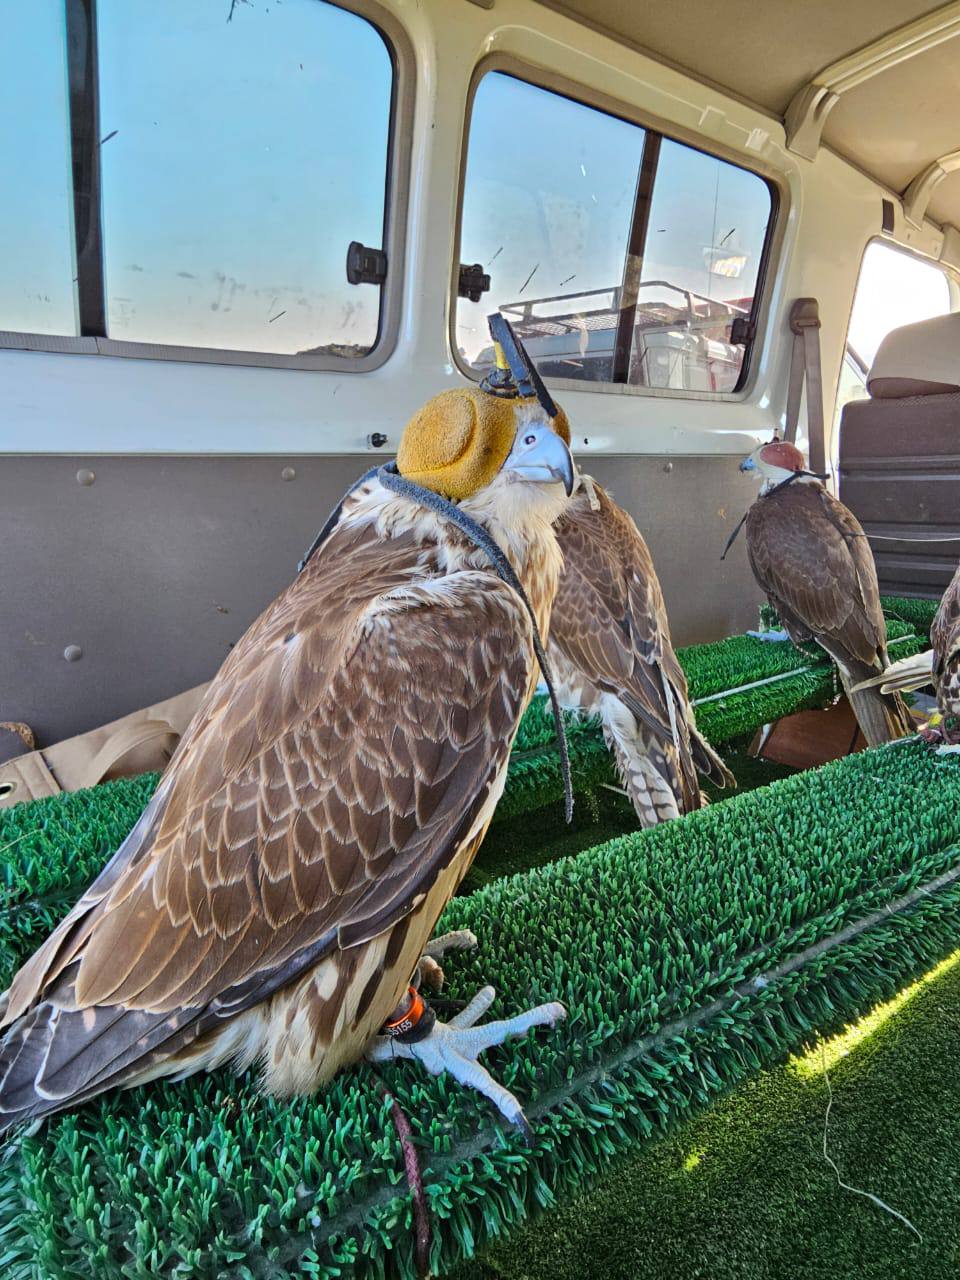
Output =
[
  {"x1": 745, "y1": 483, "x2": 887, "y2": 672},
  {"x1": 931, "y1": 563, "x2": 960, "y2": 679},
  {"x1": 0, "y1": 513, "x2": 530, "y2": 1122},
  {"x1": 552, "y1": 484, "x2": 689, "y2": 742}
]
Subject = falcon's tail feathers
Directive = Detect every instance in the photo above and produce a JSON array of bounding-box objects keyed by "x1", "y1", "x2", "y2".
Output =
[
  {"x1": 0, "y1": 976, "x2": 200, "y2": 1136},
  {"x1": 610, "y1": 738, "x2": 684, "y2": 828},
  {"x1": 601, "y1": 708, "x2": 699, "y2": 827},
  {"x1": 843, "y1": 679, "x2": 914, "y2": 747},
  {"x1": 690, "y1": 727, "x2": 736, "y2": 790}
]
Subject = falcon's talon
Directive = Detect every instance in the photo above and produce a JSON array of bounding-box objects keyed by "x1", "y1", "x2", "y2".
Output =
[
  {"x1": 417, "y1": 929, "x2": 479, "y2": 992},
  {"x1": 417, "y1": 955, "x2": 446, "y2": 992},
  {"x1": 424, "y1": 929, "x2": 479, "y2": 960},
  {"x1": 367, "y1": 985, "x2": 566, "y2": 1133}
]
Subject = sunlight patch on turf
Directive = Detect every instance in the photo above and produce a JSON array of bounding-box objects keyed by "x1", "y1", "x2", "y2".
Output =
[{"x1": 790, "y1": 946, "x2": 960, "y2": 1076}]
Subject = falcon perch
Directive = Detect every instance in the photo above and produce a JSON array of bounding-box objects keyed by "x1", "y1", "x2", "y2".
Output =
[
  {"x1": 0, "y1": 342, "x2": 575, "y2": 1135},
  {"x1": 740, "y1": 440, "x2": 912, "y2": 746}
]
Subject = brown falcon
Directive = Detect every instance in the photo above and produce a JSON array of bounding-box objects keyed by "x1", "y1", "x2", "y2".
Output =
[
  {"x1": 854, "y1": 561, "x2": 960, "y2": 747},
  {"x1": 740, "y1": 440, "x2": 912, "y2": 746},
  {"x1": 549, "y1": 473, "x2": 733, "y2": 826},
  {"x1": 0, "y1": 372, "x2": 574, "y2": 1135}
]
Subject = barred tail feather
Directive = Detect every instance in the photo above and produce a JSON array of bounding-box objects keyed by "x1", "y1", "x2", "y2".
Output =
[
  {"x1": 690, "y1": 726, "x2": 736, "y2": 790},
  {"x1": 0, "y1": 974, "x2": 200, "y2": 1135},
  {"x1": 843, "y1": 679, "x2": 914, "y2": 747}
]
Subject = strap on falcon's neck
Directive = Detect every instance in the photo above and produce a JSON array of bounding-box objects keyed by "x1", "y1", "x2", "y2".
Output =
[
  {"x1": 298, "y1": 461, "x2": 575, "y2": 823},
  {"x1": 720, "y1": 468, "x2": 828, "y2": 561},
  {"x1": 297, "y1": 464, "x2": 381, "y2": 573}
]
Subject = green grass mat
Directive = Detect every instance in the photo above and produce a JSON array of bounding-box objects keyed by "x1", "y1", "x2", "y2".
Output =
[
  {"x1": 763, "y1": 596, "x2": 938, "y2": 645},
  {"x1": 456, "y1": 947, "x2": 960, "y2": 1280},
  {"x1": 880, "y1": 594, "x2": 939, "y2": 643},
  {"x1": 501, "y1": 618, "x2": 924, "y2": 821},
  {"x1": 3, "y1": 742, "x2": 960, "y2": 1278}
]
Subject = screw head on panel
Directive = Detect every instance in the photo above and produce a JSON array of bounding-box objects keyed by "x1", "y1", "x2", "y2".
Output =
[
  {"x1": 76, "y1": 469, "x2": 96, "y2": 486},
  {"x1": 281, "y1": 467, "x2": 296, "y2": 482},
  {"x1": 63, "y1": 645, "x2": 83, "y2": 662}
]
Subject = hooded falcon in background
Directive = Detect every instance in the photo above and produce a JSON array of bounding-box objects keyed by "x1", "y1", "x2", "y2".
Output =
[
  {"x1": 0, "y1": 319, "x2": 575, "y2": 1136},
  {"x1": 854, "y1": 560, "x2": 960, "y2": 746},
  {"x1": 740, "y1": 439, "x2": 912, "y2": 746},
  {"x1": 548, "y1": 470, "x2": 734, "y2": 827}
]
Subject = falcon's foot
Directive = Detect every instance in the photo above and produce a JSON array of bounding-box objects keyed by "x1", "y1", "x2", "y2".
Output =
[
  {"x1": 417, "y1": 928, "x2": 478, "y2": 992},
  {"x1": 920, "y1": 713, "x2": 960, "y2": 750},
  {"x1": 746, "y1": 628, "x2": 791, "y2": 643},
  {"x1": 368, "y1": 984, "x2": 566, "y2": 1139}
]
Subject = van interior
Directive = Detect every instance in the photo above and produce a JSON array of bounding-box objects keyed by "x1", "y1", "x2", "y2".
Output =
[{"x1": 2, "y1": 2, "x2": 960, "y2": 1276}]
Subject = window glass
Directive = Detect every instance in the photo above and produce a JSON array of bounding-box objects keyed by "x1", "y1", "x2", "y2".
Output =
[
  {"x1": 633, "y1": 140, "x2": 771, "y2": 393},
  {"x1": 96, "y1": 0, "x2": 393, "y2": 356},
  {"x1": 0, "y1": 1, "x2": 77, "y2": 335},
  {"x1": 847, "y1": 241, "x2": 952, "y2": 369},
  {"x1": 457, "y1": 74, "x2": 646, "y2": 382},
  {"x1": 456, "y1": 72, "x2": 773, "y2": 393}
]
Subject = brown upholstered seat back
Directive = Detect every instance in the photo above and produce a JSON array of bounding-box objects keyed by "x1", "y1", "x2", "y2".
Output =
[{"x1": 839, "y1": 313, "x2": 960, "y2": 597}]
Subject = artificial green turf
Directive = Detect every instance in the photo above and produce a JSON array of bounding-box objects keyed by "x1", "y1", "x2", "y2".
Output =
[
  {"x1": 880, "y1": 594, "x2": 940, "y2": 643},
  {"x1": 502, "y1": 618, "x2": 924, "y2": 822},
  {"x1": 455, "y1": 946, "x2": 960, "y2": 1280},
  {"x1": 4, "y1": 742, "x2": 960, "y2": 1277},
  {"x1": 465, "y1": 749, "x2": 796, "y2": 890}
]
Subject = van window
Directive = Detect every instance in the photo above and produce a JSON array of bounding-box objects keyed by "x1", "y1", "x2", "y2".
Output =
[
  {"x1": 456, "y1": 72, "x2": 774, "y2": 394},
  {"x1": 848, "y1": 241, "x2": 952, "y2": 369},
  {"x1": 0, "y1": 2, "x2": 78, "y2": 336},
  {"x1": 835, "y1": 242, "x2": 953, "y2": 427},
  {"x1": 96, "y1": 0, "x2": 394, "y2": 356},
  {"x1": 633, "y1": 140, "x2": 772, "y2": 392}
]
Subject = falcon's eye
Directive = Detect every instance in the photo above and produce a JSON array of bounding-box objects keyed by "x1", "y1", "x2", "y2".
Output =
[{"x1": 524, "y1": 434, "x2": 536, "y2": 446}]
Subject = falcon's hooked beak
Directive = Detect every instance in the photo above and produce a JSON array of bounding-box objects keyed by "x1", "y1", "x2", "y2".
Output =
[
  {"x1": 503, "y1": 424, "x2": 575, "y2": 495},
  {"x1": 739, "y1": 455, "x2": 757, "y2": 473}
]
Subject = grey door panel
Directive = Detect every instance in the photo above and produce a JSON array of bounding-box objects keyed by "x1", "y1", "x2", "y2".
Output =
[{"x1": 1, "y1": 454, "x2": 762, "y2": 747}]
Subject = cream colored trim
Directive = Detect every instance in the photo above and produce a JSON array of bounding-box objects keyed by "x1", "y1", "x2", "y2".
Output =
[
  {"x1": 903, "y1": 151, "x2": 960, "y2": 229},
  {"x1": 784, "y1": 2, "x2": 960, "y2": 161},
  {"x1": 941, "y1": 225, "x2": 960, "y2": 274}
]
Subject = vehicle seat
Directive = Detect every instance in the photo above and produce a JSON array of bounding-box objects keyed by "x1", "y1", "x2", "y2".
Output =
[{"x1": 838, "y1": 312, "x2": 960, "y2": 597}]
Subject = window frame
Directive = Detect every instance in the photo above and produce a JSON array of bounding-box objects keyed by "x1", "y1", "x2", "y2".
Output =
[
  {"x1": 841, "y1": 234, "x2": 958, "y2": 364},
  {"x1": 833, "y1": 233, "x2": 958, "y2": 440},
  {"x1": 0, "y1": 0, "x2": 413, "y2": 372},
  {"x1": 450, "y1": 56, "x2": 783, "y2": 402}
]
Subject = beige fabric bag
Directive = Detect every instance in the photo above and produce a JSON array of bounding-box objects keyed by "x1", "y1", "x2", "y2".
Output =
[{"x1": 0, "y1": 683, "x2": 210, "y2": 811}]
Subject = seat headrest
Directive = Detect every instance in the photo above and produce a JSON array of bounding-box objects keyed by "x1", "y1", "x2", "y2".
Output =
[{"x1": 867, "y1": 312, "x2": 960, "y2": 399}]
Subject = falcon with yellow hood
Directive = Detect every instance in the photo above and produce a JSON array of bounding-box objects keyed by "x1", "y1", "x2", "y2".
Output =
[{"x1": 0, "y1": 316, "x2": 574, "y2": 1137}]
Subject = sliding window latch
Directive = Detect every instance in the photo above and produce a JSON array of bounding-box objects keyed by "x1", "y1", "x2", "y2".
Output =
[
  {"x1": 729, "y1": 316, "x2": 756, "y2": 346},
  {"x1": 346, "y1": 241, "x2": 388, "y2": 286},
  {"x1": 458, "y1": 262, "x2": 491, "y2": 303}
]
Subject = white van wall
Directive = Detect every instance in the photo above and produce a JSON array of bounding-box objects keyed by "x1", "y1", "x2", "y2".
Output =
[
  {"x1": 0, "y1": 0, "x2": 949, "y2": 460},
  {"x1": 0, "y1": 0, "x2": 952, "y2": 744}
]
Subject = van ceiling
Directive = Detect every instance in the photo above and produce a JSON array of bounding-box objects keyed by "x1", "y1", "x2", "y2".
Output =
[{"x1": 538, "y1": 1, "x2": 960, "y2": 229}]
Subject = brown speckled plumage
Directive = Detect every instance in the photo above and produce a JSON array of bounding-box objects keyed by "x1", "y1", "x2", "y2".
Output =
[
  {"x1": 0, "y1": 469, "x2": 563, "y2": 1131},
  {"x1": 745, "y1": 478, "x2": 912, "y2": 745},
  {"x1": 550, "y1": 481, "x2": 732, "y2": 827},
  {"x1": 930, "y1": 564, "x2": 960, "y2": 721}
]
